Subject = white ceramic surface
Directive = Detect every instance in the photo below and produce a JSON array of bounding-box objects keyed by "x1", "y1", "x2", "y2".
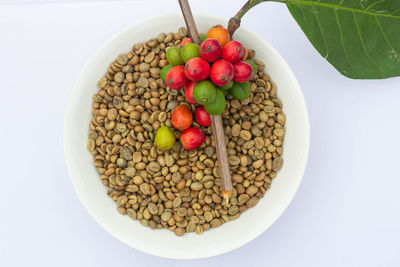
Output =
[{"x1": 64, "y1": 13, "x2": 310, "y2": 260}]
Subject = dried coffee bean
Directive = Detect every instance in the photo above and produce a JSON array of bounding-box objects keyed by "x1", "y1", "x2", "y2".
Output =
[
  {"x1": 147, "y1": 162, "x2": 161, "y2": 173},
  {"x1": 272, "y1": 157, "x2": 283, "y2": 171},
  {"x1": 190, "y1": 182, "x2": 203, "y2": 191},
  {"x1": 117, "y1": 54, "x2": 128, "y2": 65},
  {"x1": 148, "y1": 203, "x2": 158, "y2": 215},
  {"x1": 246, "y1": 185, "x2": 258, "y2": 196},
  {"x1": 120, "y1": 147, "x2": 132, "y2": 161},
  {"x1": 114, "y1": 72, "x2": 124, "y2": 83},
  {"x1": 246, "y1": 196, "x2": 259, "y2": 207},
  {"x1": 210, "y1": 218, "x2": 222, "y2": 228},
  {"x1": 277, "y1": 113, "x2": 286, "y2": 125},
  {"x1": 240, "y1": 130, "x2": 252, "y2": 141},
  {"x1": 252, "y1": 159, "x2": 264, "y2": 169},
  {"x1": 161, "y1": 211, "x2": 172, "y2": 221},
  {"x1": 232, "y1": 124, "x2": 241, "y2": 136},
  {"x1": 127, "y1": 209, "x2": 137, "y2": 220}
]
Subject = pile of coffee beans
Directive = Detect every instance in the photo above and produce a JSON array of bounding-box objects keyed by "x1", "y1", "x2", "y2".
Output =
[{"x1": 87, "y1": 27, "x2": 285, "y2": 236}]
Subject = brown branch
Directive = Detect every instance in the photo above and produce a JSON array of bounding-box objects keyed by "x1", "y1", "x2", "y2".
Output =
[
  {"x1": 178, "y1": 0, "x2": 200, "y2": 44},
  {"x1": 228, "y1": 0, "x2": 270, "y2": 37},
  {"x1": 210, "y1": 115, "x2": 233, "y2": 204},
  {"x1": 227, "y1": 17, "x2": 241, "y2": 38},
  {"x1": 178, "y1": 0, "x2": 233, "y2": 205}
]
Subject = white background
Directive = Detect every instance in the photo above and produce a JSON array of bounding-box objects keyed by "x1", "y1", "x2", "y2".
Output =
[{"x1": 1, "y1": 0, "x2": 400, "y2": 266}]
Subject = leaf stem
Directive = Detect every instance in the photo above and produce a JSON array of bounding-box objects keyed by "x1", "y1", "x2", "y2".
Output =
[
  {"x1": 228, "y1": 0, "x2": 286, "y2": 37},
  {"x1": 234, "y1": 0, "x2": 260, "y2": 21}
]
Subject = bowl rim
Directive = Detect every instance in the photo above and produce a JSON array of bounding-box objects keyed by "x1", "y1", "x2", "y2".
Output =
[{"x1": 64, "y1": 12, "x2": 310, "y2": 259}]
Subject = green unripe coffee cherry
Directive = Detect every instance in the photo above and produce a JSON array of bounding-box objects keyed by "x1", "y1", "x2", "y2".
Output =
[
  {"x1": 166, "y1": 46, "x2": 184, "y2": 66},
  {"x1": 218, "y1": 80, "x2": 233, "y2": 90},
  {"x1": 204, "y1": 89, "x2": 226, "y2": 115},
  {"x1": 154, "y1": 123, "x2": 176, "y2": 150},
  {"x1": 230, "y1": 82, "x2": 251, "y2": 101},
  {"x1": 193, "y1": 80, "x2": 216, "y2": 105},
  {"x1": 180, "y1": 43, "x2": 200, "y2": 62},
  {"x1": 245, "y1": 60, "x2": 258, "y2": 76},
  {"x1": 160, "y1": 65, "x2": 173, "y2": 82}
]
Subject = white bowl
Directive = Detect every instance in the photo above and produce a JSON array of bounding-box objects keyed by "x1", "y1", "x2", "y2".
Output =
[{"x1": 64, "y1": 13, "x2": 310, "y2": 259}]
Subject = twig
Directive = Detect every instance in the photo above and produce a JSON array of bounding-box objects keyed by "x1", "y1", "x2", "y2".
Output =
[
  {"x1": 210, "y1": 115, "x2": 232, "y2": 204},
  {"x1": 227, "y1": 17, "x2": 241, "y2": 38},
  {"x1": 178, "y1": 0, "x2": 233, "y2": 205},
  {"x1": 228, "y1": 0, "x2": 285, "y2": 37},
  {"x1": 178, "y1": 0, "x2": 200, "y2": 44}
]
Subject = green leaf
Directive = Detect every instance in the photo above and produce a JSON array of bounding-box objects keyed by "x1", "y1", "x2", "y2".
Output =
[{"x1": 285, "y1": 0, "x2": 400, "y2": 79}]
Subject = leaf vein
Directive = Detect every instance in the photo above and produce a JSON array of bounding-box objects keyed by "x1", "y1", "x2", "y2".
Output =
[
  {"x1": 374, "y1": 16, "x2": 400, "y2": 60},
  {"x1": 390, "y1": 9, "x2": 400, "y2": 16},
  {"x1": 310, "y1": 5, "x2": 329, "y2": 58},
  {"x1": 366, "y1": 0, "x2": 387, "y2": 11},
  {"x1": 333, "y1": 10, "x2": 355, "y2": 74},
  {"x1": 287, "y1": 1, "x2": 400, "y2": 19},
  {"x1": 352, "y1": 12, "x2": 384, "y2": 77}
]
